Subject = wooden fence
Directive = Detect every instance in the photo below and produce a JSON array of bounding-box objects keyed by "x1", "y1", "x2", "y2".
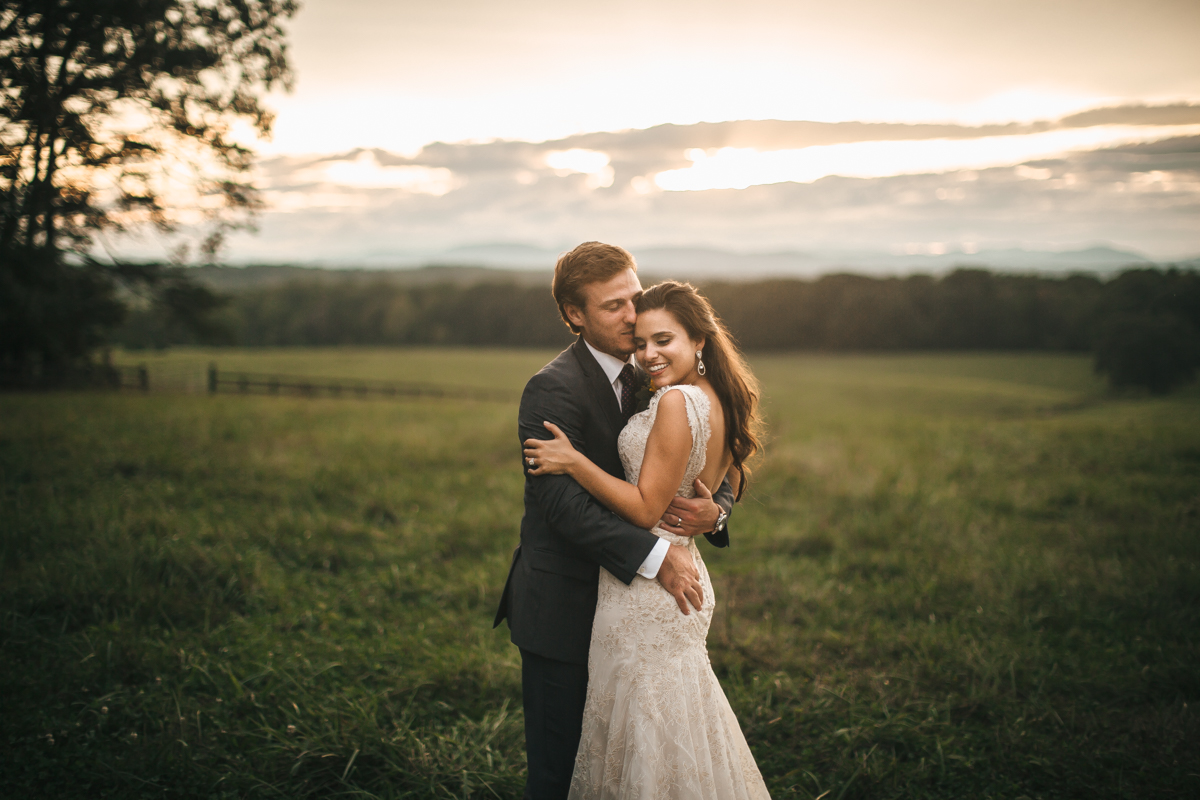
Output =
[
  {"x1": 2, "y1": 362, "x2": 514, "y2": 402},
  {"x1": 205, "y1": 364, "x2": 514, "y2": 402},
  {"x1": 0, "y1": 363, "x2": 148, "y2": 391}
]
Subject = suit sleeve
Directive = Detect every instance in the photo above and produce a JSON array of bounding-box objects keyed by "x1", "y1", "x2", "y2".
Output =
[
  {"x1": 703, "y1": 476, "x2": 734, "y2": 548},
  {"x1": 520, "y1": 371, "x2": 659, "y2": 585}
]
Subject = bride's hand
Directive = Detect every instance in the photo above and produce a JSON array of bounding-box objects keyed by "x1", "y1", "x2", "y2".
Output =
[{"x1": 523, "y1": 422, "x2": 580, "y2": 476}]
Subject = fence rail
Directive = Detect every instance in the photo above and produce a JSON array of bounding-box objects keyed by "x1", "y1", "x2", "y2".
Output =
[
  {"x1": 2, "y1": 362, "x2": 515, "y2": 402},
  {"x1": 0, "y1": 363, "x2": 148, "y2": 392},
  {"x1": 205, "y1": 365, "x2": 514, "y2": 402}
]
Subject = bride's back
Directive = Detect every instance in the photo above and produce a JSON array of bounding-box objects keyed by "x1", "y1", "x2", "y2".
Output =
[{"x1": 696, "y1": 382, "x2": 735, "y2": 494}]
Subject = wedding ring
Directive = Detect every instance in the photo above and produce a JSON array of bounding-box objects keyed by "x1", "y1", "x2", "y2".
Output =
[{"x1": 527, "y1": 458, "x2": 535, "y2": 467}]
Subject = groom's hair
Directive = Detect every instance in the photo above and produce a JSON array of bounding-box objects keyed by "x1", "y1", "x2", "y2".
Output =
[{"x1": 553, "y1": 242, "x2": 637, "y2": 333}]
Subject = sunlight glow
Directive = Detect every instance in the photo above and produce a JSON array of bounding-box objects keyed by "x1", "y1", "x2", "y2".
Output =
[
  {"x1": 545, "y1": 149, "x2": 609, "y2": 174},
  {"x1": 296, "y1": 151, "x2": 459, "y2": 195},
  {"x1": 544, "y1": 149, "x2": 615, "y2": 188},
  {"x1": 260, "y1": 191, "x2": 371, "y2": 211},
  {"x1": 653, "y1": 125, "x2": 1200, "y2": 191}
]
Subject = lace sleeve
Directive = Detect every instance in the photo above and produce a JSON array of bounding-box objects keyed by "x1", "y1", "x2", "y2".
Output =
[
  {"x1": 655, "y1": 385, "x2": 711, "y2": 497},
  {"x1": 659, "y1": 385, "x2": 710, "y2": 444}
]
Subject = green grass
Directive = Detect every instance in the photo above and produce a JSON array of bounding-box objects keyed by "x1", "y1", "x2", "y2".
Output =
[{"x1": 2, "y1": 349, "x2": 1198, "y2": 799}]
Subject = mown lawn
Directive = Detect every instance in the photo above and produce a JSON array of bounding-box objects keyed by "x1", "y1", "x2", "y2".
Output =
[{"x1": 2, "y1": 349, "x2": 1197, "y2": 799}]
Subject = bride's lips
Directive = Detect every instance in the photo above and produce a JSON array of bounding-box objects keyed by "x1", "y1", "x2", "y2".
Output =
[{"x1": 644, "y1": 362, "x2": 669, "y2": 383}]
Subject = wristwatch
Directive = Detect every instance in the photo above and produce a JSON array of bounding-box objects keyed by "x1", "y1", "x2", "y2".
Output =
[{"x1": 712, "y1": 508, "x2": 728, "y2": 534}]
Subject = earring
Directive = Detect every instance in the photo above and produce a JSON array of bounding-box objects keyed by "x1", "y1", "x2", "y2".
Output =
[{"x1": 696, "y1": 350, "x2": 706, "y2": 376}]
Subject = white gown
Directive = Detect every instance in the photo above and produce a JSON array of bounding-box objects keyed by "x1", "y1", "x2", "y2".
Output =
[{"x1": 569, "y1": 384, "x2": 771, "y2": 800}]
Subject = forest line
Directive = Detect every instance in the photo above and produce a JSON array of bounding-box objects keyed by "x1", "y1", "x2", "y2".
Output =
[{"x1": 115, "y1": 266, "x2": 1194, "y2": 350}]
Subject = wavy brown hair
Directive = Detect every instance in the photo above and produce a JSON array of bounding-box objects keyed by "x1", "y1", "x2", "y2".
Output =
[
  {"x1": 552, "y1": 242, "x2": 637, "y2": 333},
  {"x1": 637, "y1": 281, "x2": 762, "y2": 499}
]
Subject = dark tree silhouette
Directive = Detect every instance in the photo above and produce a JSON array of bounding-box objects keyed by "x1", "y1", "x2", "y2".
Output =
[
  {"x1": 1094, "y1": 313, "x2": 1197, "y2": 395},
  {"x1": 1092, "y1": 269, "x2": 1200, "y2": 394},
  {"x1": 1, "y1": 0, "x2": 296, "y2": 373}
]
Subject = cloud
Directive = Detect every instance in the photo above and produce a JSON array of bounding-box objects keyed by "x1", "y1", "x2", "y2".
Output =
[
  {"x1": 191, "y1": 107, "x2": 1200, "y2": 263},
  {"x1": 654, "y1": 124, "x2": 1200, "y2": 191},
  {"x1": 260, "y1": 103, "x2": 1200, "y2": 190},
  {"x1": 288, "y1": 152, "x2": 460, "y2": 194}
]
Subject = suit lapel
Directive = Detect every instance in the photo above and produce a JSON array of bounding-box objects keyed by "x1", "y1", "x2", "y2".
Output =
[{"x1": 572, "y1": 337, "x2": 624, "y2": 434}]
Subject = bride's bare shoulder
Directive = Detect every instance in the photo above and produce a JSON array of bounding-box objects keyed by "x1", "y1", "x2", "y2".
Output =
[
  {"x1": 648, "y1": 388, "x2": 692, "y2": 438},
  {"x1": 653, "y1": 385, "x2": 689, "y2": 414}
]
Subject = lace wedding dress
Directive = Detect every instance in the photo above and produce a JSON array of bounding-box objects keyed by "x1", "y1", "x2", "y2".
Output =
[{"x1": 569, "y1": 385, "x2": 771, "y2": 800}]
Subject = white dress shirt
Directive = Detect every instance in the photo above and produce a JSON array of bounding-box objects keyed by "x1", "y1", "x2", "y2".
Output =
[{"x1": 583, "y1": 339, "x2": 670, "y2": 579}]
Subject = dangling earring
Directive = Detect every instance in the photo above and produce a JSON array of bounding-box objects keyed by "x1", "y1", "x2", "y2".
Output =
[{"x1": 696, "y1": 350, "x2": 706, "y2": 376}]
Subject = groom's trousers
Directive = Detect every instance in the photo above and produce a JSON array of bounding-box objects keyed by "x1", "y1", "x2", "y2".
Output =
[{"x1": 520, "y1": 648, "x2": 588, "y2": 800}]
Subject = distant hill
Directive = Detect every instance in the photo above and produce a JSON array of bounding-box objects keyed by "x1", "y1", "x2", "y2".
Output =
[
  {"x1": 187, "y1": 243, "x2": 1194, "y2": 291},
  {"x1": 435, "y1": 243, "x2": 1159, "y2": 277},
  {"x1": 187, "y1": 263, "x2": 553, "y2": 292}
]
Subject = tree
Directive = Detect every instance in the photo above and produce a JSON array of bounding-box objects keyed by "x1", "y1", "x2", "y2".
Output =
[
  {"x1": 1092, "y1": 269, "x2": 1200, "y2": 394},
  {"x1": 1094, "y1": 313, "x2": 1197, "y2": 395},
  {"x1": 1, "y1": 0, "x2": 296, "y2": 372}
]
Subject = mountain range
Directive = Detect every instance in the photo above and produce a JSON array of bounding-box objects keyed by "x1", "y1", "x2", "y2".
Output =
[
  {"x1": 188, "y1": 244, "x2": 1197, "y2": 293},
  {"x1": 422, "y1": 243, "x2": 1179, "y2": 277}
]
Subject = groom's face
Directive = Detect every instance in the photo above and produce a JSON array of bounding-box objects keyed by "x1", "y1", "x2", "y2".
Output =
[{"x1": 568, "y1": 268, "x2": 643, "y2": 359}]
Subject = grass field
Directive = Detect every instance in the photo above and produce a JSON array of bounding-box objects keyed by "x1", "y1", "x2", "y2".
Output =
[{"x1": 2, "y1": 348, "x2": 1198, "y2": 799}]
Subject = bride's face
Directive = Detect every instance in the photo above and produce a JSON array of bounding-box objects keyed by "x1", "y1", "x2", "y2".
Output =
[{"x1": 634, "y1": 308, "x2": 705, "y2": 389}]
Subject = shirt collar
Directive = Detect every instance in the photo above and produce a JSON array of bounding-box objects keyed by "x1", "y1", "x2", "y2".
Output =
[{"x1": 584, "y1": 338, "x2": 633, "y2": 386}]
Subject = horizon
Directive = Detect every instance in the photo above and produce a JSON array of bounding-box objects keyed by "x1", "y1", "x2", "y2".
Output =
[{"x1": 179, "y1": 241, "x2": 1198, "y2": 284}]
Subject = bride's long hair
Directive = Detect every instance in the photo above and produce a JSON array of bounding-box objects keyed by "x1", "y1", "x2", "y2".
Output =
[{"x1": 637, "y1": 281, "x2": 762, "y2": 499}]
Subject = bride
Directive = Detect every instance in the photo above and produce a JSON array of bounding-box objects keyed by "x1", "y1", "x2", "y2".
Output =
[{"x1": 523, "y1": 281, "x2": 771, "y2": 799}]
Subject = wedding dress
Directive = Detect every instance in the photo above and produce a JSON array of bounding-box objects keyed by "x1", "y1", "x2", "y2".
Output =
[{"x1": 569, "y1": 385, "x2": 771, "y2": 800}]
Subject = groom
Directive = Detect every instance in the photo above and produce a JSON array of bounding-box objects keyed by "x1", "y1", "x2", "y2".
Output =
[{"x1": 493, "y1": 242, "x2": 735, "y2": 799}]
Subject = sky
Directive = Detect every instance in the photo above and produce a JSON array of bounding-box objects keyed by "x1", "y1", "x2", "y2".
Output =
[{"x1": 135, "y1": 0, "x2": 1200, "y2": 267}]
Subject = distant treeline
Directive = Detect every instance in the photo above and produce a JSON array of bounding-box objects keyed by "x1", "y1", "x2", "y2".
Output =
[
  {"x1": 709, "y1": 271, "x2": 1105, "y2": 351},
  {"x1": 119, "y1": 266, "x2": 1199, "y2": 354}
]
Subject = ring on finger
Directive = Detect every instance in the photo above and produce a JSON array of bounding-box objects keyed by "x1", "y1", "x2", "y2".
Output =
[{"x1": 527, "y1": 458, "x2": 535, "y2": 466}]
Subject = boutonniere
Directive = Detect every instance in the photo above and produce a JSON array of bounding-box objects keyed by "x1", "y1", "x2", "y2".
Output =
[{"x1": 633, "y1": 374, "x2": 655, "y2": 414}]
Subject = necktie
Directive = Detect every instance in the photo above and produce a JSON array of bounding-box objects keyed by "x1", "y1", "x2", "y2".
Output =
[{"x1": 618, "y1": 363, "x2": 637, "y2": 415}]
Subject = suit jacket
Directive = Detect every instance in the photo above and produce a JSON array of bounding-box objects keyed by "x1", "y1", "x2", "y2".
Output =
[{"x1": 494, "y1": 336, "x2": 733, "y2": 665}]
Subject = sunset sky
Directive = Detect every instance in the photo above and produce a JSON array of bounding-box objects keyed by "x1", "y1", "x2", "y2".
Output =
[{"x1": 157, "y1": 0, "x2": 1200, "y2": 268}]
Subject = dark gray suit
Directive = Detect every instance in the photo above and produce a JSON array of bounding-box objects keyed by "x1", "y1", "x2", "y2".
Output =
[{"x1": 494, "y1": 337, "x2": 732, "y2": 798}]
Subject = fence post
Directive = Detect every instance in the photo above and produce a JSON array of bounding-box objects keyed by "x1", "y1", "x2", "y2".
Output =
[
  {"x1": 208, "y1": 363, "x2": 218, "y2": 394},
  {"x1": 138, "y1": 365, "x2": 149, "y2": 392}
]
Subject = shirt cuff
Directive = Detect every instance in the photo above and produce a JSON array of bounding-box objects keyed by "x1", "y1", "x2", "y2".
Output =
[{"x1": 636, "y1": 538, "x2": 671, "y2": 579}]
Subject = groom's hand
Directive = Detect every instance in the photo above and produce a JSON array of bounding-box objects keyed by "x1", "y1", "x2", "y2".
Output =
[
  {"x1": 657, "y1": 544, "x2": 703, "y2": 615},
  {"x1": 658, "y1": 479, "x2": 720, "y2": 537}
]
